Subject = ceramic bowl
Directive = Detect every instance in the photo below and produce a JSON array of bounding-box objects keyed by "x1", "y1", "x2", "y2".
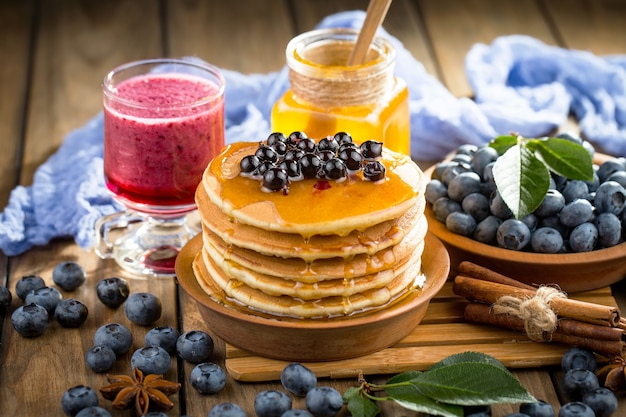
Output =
[
  {"x1": 176, "y1": 232, "x2": 450, "y2": 362},
  {"x1": 424, "y1": 159, "x2": 626, "y2": 293}
]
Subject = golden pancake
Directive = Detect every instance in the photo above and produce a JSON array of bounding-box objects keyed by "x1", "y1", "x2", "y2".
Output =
[
  {"x1": 201, "y1": 142, "x2": 424, "y2": 236},
  {"x1": 202, "y1": 241, "x2": 422, "y2": 299},
  {"x1": 193, "y1": 248, "x2": 425, "y2": 318},
  {"x1": 202, "y1": 217, "x2": 427, "y2": 281},
  {"x1": 197, "y1": 185, "x2": 424, "y2": 261}
]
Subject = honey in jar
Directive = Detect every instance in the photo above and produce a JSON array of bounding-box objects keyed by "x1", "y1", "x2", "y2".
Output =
[{"x1": 271, "y1": 28, "x2": 410, "y2": 155}]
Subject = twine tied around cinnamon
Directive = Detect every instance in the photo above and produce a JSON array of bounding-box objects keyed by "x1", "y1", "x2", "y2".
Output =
[{"x1": 492, "y1": 286, "x2": 567, "y2": 342}]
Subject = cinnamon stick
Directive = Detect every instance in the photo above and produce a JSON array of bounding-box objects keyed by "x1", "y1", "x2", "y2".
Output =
[
  {"x1": 464, "y1": 303, "x2": 625, "y2": 358},
  {"x1": 458, "y1": 261, "x2": 537, "y2": 291},
  {"x1": 454, "y1": 275, "x2": 620, "y2": 327}
]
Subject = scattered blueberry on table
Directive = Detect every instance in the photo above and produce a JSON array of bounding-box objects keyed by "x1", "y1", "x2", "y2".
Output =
[
  {"x1": 281, "y1": 362, "x2": 318, "y2": 397},
  {"x1": 124, "y1": 292, "x2": 162, "y2": 326},
  {"x1": 14, "y1": 274, "x2": 46, "y2": 300},
  {"x1": 84, "y1": 345, "x2": 116, "y2": 373},
  {"x1": 254, "y1": 389, "x2": 293, "y2": 417},
  {"x1": 130, "y1": 345, "x2": 171, "y2": 375},
  {"x1": 176, "y1": 330, "x2": 214, "y2": 364},
  {"x1": 52, "y1": 261, "x2": 87, "y2": 291},
  {"x1": 93, "y1": 322, "x2": 133, "y2": 357},
  {"x1": 61, "y1": 385, "x2": 99, "y2": 416},
  {"x1": 11, "y1": 303, "x2": 48, "y2": 337},
  {"x1": 95, "y1": 277, "x2": 130, "y2": 308},
  {"x1": 189, "y1": 362, "x2": 227, "y2": 394},
  {"x1": 54, "y1": 298, "x2": 88, "y2": 328}
]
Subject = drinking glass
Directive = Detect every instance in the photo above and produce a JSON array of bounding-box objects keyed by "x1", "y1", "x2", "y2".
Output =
[{"x1": 95, "y1": 58, "x2": 225, "y2": 277}]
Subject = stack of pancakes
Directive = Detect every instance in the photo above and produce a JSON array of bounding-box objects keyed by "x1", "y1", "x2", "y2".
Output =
[{"x1": 192, "y1": 141, "x2": 428, "y2": 319}]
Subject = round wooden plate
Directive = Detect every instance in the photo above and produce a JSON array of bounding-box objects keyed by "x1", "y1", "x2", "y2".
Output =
[{"x1": 175, "y1": 232, "x2": 450, "y2": 362}]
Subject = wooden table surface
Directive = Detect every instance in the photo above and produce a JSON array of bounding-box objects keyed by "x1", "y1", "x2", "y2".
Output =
[{"x1": 2, "y1": 1, "x2": 626, "y2": 416}]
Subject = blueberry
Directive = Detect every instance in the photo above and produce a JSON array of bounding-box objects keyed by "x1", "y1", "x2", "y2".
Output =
[
  {"x1": 11, "y1": 303, "x2": 48, "y2": 337},
  {"x1": 489, "y1": 191, "x2": 513, "y2": 219},
  {"x1": 447, "y1": 172, "x2": 482, "y2": 202},
  {"x1": 535, "y1": 189, "x2": 565, "y2": 217},
  {"x1": 176, "y1": 330, "x2": 214, "y2": 363},
  {"x1": 556, "y1": 132, "x2": 584, "y2": 145},
  {"x1": 208, "y1": 402, "x2": 247, "y2": 417},
  {"x1": 502, "y1": 413, "x2": 530, "y2": 417},
  {"x1": 317, "y1": 150, "x2": 335, "y2": 162},
  {"x1": 280, "y1": 159, "x2": 303, "y2": 180},
  {"x1": 464, "y1": 404, "x2": 492, "y2": 417},
  {"x1": 15, "y1": 274, "x2": 46, "y2": 300},
  {"x1": 559, "y1": 199, "x2": 594, "y2": 228},
  {"x1": 594, "y1": 181, "x2": 626, "y2": 215},
  {"x1": 333, "y1": 131, "x2": 352, "y2": 145},
  {"x1": 597, "y1": 159, "x2": 625, "y2": 183},
  {"x1": 240, "y1": 154, "x2": 261, "y2": 175},
  {"x1": 425, "y1": 179, "x2": 448, "y2": 205},
  {"x1": 0, "y1": 285, "x2": 11, "y2": 310},
  {"x1": 297, "y1": 138, "x2": 317, "y2": 153},
  {"x1": 531, "y1": 227, "x2": 564, "y2": 254},
  {"x1": 299, "y1": 153, "x2": 322, "y2": 178},
  {"x1": 52, "y1": 261, "x2": 87, "y2": 291},
  {"x1": 281, "y1": 362, "x2": 317, "y2": 397},
  {"x1": 482, "y1": 161, "x2": 497, "y2": 192},
  {"x1": 497, "y1": 219, "x2": 531, "y2": 250},
  {"x1": 263, "y1": 167, "x2": 290, "y2": 192},
  {"x1": 568, "y1": 222, "x2": 598, "y2": 252},
  {"x1": 360, "y1": 140, "x2": 383, "y2": 160},
  {"x1": 363, "y1": 161, "x2": 386, "y2": 181},
  {"x1": 432, "y1": 161, "x2": 459, "y2": 181},
  {"x1": 323, "y1": 158, "x2": 347, "y2": 181},
  {"x1": 131, "y1": 346, "x2": 171, "y2": 375},
  {"x1": 585, "y1": 172, "x2": 600, "y2": 193},
  {"x1": 145, "y1": 325, "x2": 180, "y2": 355},
  {"x1": 124, "y1": 292, "x2": 162, "y2": 326},
  {"x1": 520, "y1": 213, "x2": 538, "y2": 232},
  {"x1": 595, "y1": 212, "x2": 622, "y2": 247},
  {"x1": 470, "y1": 146, "x2": 499, "y2": 179},
  {"x1": 255, "y1": 144, "x2": 278, "y2": 163},
  {"x1": 473, "y1": 216, "x2": 502, "y2": 245},
  {"x1": 561, "y1": 180, "x2": 590, "y2": 203},
  {"x1": 25, "y1": 286, "x2": 62, "y2": 316},
  {"x1": 606, "y1": 170, "x2": 626, "y2": 188},
  {"x1": 562, "y1": 368, "x2": 599, "y2": 402},
  {"x1": 190, "y1": 362, "x2": 226, "y2": 394},
  {"x1": 75, "y1": 406, "x2": 112, "y2": 417},
  {"x1": 564, "y1": 346, "x2": 597, "y2": 373},
  {"x1": 456, "y1": 143, "x2": 478, "y2": 156},
  {"x1": 85, "y1": 345, "x2": 116, "y2": 373},
  {"x1": 95, "y1": 277, "x2": 130, "y2": 308},
  {"x1": 520, "y1": 400, "x2": 555, "y2": 417},
  {"x1": 93, "y1": 323, "x2": 133, "y2": 356},
  {"x1": 61, "y1": 385, "x2": 99, "y2": 416},
  {"x1": 432, "y1": 197, "x2": 462, "y2": 223},
  {"x1": 539, "y1": 215, "x2": 570, "y2": 239},
  {"x1": 338, "y1": 147, "x2": 363, "y2": 171},
  {"x1": 254, "y1": 390, "x2": 292, "y2": 417},
  {"x1": 441, "y1": 162, "x2": 473, "y2": 186},
  {"x1": 289, "y1": 131, "x2": 308, "y2": 146},
  {"x1": 582, "y1": 387, "x2": 618, "y2": 417},
  {"x1": 305, "y1": 386, "x2": 343, "y2": 417},
  {"x1": 267, "y1": 132, "x2": 287, "y2": 147},
  {"x1": 284, "y1": 149, "x2": 305, "y2": 162},
  {"x1": 282, "y1": 411, "x2": 315, "y2": 417},
  {"x1": 446, "y1": 211, "x2": 476, "y2": 237},
  {"x1": 143, "y1": 413, "x2": 168, "y2": 417},
  {"x1": 55, "y1": 298, "x2": 88, "y2": 328},
  {"x1": 558, "y1": 402, "x2": 595, "y2": 417},
  {"x1": 317, "y1": 137, "x2": 339, "y2": 153},
  {"x1": 451, "y1": 153, "x2": 473, "y2": 165},
  {"x1": 462, "y1": 192, "x2": 490, "y2": 222}
]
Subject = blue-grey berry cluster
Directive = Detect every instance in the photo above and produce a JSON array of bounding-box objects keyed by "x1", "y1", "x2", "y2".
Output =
[{"x1": 426, "y1": 134, "x2": 626, "y2": 253}]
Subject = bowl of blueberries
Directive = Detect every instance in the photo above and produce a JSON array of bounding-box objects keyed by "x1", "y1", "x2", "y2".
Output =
[{"x1": 424, "y1": 133, "x2": 626, "y2": 293}]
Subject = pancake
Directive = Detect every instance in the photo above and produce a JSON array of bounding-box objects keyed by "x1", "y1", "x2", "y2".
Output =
[
  {"x1": 197, "y1": 184, "x2": 425, "y2": 261},
  {"x1": 193, "y1": 248, "x2": 425, "y2": 318},
  {"x1": 202, "y1": 216, "x2": 428, "y2": 281},
  {"x1": 202, "y1": 240, "x2": 422, "y2": 299},
  {"x1": 202, "y1": 142, "x2": 424, "y2": 236}
]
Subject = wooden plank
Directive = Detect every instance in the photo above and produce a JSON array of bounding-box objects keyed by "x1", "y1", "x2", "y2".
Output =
[
  {"x1": 543, "y1": 0, "x2": 626, "y2": 55},
  {"x1": 166, "y1": 0, "x2": 293, "y2": 74},
  {"x1": 0, "y1": 0, "x2": 35, "y2": 207},
  {"x1": 418, "y1": 0, "x2": 558, "y2": 97},
  {"x1": 20, "y1": 0, "x2": 162, "y2": 186},
  {"x1": 291, "y1": 0, "x2": 439, "y2": 79}
]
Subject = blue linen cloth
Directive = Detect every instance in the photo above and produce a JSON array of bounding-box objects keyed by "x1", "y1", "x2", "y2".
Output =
[{"x1": 1, "y1": 10, "x2": 625, "y2": 256}]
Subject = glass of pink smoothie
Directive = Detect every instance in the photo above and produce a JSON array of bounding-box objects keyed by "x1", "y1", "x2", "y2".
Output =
[{"x1": 95, "y1": 58, "x2": 225, "y2": 277}]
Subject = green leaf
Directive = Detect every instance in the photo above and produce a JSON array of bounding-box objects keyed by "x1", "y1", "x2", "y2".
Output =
[
  {"x1": 386, "y1": 370, "x2": 422, "y2": 384},
  {"x1": 386, "y1": 385, "x2": 464, "y2": 417},
  {"x1": 489, "y1": 135, "x2": 518, "y2": 155},
  {"x1": 493, "y1": 144, "x2": 550, "y2": 218},
  {"x1": 533, "y1": 138, "x2": 594, "y2": 181},
  {"x1": 428, "y1": 351, "x2": 507, "y2": 371},
  {"x1": 344, "y1": 386, "x2": 380, "y2": 417},
  {"x1": 410, "y1": 362, "x2": 537, "y2": 406}
]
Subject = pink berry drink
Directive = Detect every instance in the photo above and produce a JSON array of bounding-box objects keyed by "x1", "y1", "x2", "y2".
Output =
[{"x1": 103, "y1": 63, "x2": 225, "y2": 216}]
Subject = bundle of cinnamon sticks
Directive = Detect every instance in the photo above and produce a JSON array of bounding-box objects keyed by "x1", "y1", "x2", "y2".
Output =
[{"x1": 453, "y1": 261, "x2": 626, "y2": 358}]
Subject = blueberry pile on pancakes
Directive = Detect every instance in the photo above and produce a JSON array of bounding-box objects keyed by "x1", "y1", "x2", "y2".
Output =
[{"x1": 193, "y1": 132, "x2": 428, "y2": 319}]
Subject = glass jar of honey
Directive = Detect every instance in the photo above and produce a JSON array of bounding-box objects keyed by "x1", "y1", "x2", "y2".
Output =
[{"x1": 271, "y1": 28, "x2": 410, "y2": 155}]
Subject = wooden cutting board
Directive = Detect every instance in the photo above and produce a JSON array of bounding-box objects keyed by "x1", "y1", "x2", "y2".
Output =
[{"x1": 224, "y1": 281, "x2": 617, "y2": 382}]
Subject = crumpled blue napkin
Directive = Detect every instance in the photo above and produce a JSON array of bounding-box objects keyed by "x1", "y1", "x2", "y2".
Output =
[{"x1": 1, "y1": 10, "x2": 625, "y2": 256}]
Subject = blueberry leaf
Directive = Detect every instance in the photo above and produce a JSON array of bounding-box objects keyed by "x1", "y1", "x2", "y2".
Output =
[
  {"x1": 489, "y1": 134, "x2": 518, "y2": 155},
  {"x1": 493, "y1": 144, "x2": 550, "y2": 219},
  {"x1": 408, "y1": 362, "x2": 537, "y2": 405},
  {"x1": 385, "y1": 386, "x2": 463, "y2": 417},
  {"x1": 343, "y1": 387, "x2": 380, "y2": 417},
  {"x1": 428, "y1": 351, "x2": 508, "y2": 371},
  {"x1": 532, "y1": 137, "x2": 594, "y2": 181}
]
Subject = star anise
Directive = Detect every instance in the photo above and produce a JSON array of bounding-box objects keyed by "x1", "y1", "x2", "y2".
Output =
[
  {"x1": 100, "y1": 367, "x2": 181, "y2": 416},
  {"x1": 596, "y1": 356, "x2": 626, "y2": 392}
]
